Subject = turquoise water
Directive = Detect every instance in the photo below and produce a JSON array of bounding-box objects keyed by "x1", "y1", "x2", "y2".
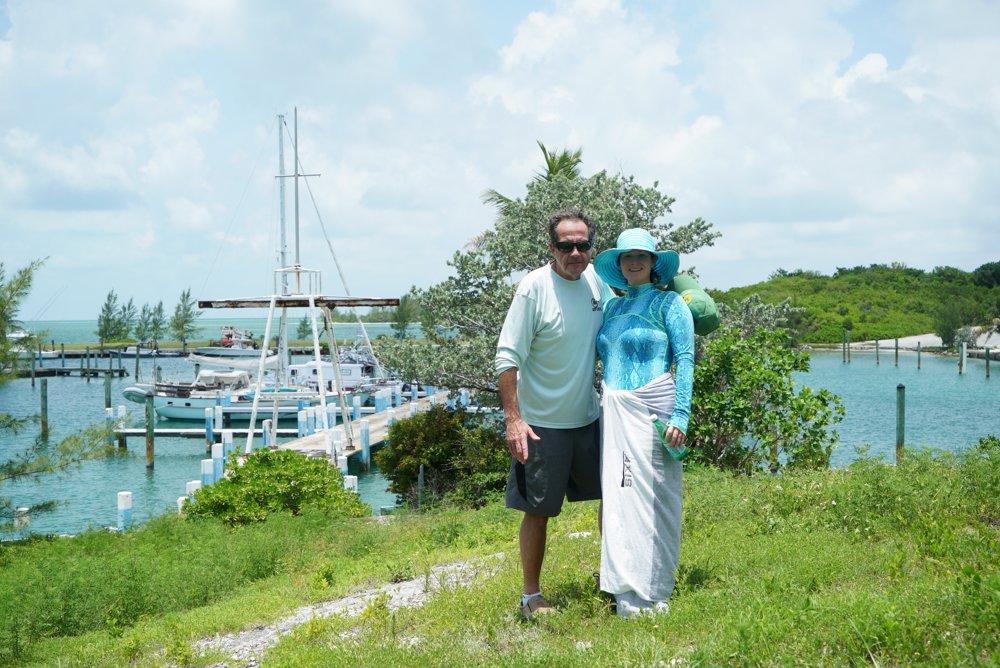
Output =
[
  {"x1": 0, "y1": 354, "x2": 398, "y2": 538},
  {"x1": 797, "y1": 351, "x2": 998, "y2": 466},
  {"x1": 1, "y1": 348, "x2": 996, "y2": 537},
  {"x1": 22, "y1": 318, "x2": 419, "y2": 346}
]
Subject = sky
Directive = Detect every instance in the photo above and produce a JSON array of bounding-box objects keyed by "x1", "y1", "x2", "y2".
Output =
[{"x1": 1, "y1": 0, "x2": 998, "y2": 321}]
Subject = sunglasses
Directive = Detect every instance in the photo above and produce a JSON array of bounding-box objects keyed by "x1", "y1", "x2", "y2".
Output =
[{"x1": 553, "y1": 240, "x2": 593, "y2": 253}]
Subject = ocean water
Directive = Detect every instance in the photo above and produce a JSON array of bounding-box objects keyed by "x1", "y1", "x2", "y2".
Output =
[
  {"x1": 0, "y1": 353, "x2": 398, "y2": 538},
  {"x1": 797, "y1": 351, "x2": 998, "y2": 466},
  {"x1": 22, "y1": 318, "x2": 419, "y2": 347},
  {"x1": 1, "y1": 348, "x2": 996, "y2": 538}
]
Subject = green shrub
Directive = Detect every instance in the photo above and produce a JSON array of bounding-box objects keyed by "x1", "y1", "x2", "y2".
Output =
[
  {"x1": 374, "y1": 405, "x2": 507, "y2": 509},
  {"x1": 690, "y1": 327, "x2": 844, "y2": 473},
  {"x1": 185, "y1": 449, "x2": 369, "y2": 526}
]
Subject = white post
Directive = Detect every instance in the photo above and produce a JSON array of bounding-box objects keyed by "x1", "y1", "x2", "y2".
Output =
[
  {"x1": 410, "y1": 384, "x2": 418, "y2": 402},
  {"x1": 297, "y1": 410, "x2": 308, "y2": 438},
  {"x1": 214, "y1": 405, "x2": 224, "y2": 431},
  {"x1": 177, "y1": 496, "x2": 187, "y2": 515},
  {"x1": 262, "y1": 418, "x2": 273, "y2": 448},
  {"x1": 212, "y1": 443, "x2": 225, "y2": 481},
  {"x1": 205, "y1": 407, "x2": 214, "y2": 448},
  {"x1": 409, "y1": 402, "x2": 417, "y2": 417},
  {"x1": 324, "y1": 431, "x2": 335, "y2": 457},
  {"x1": 14, "y1": 507, "x2": 29, "y2": 538},
  {"x1": 306, "y1": 406, "x2": 317, "y2": 434},
  {"x1": 186, "y1": 480, "x2": 202, "y2": 496},
  {"x1": 117, "y1": 491, "x2": 133, "y2": 531},
  {"x1": 360, "y1": 419, "x2": 371, "y2": 471},
  {"x1": 337, "y1": 454, "x2": 348, "y2": 473},
  {"x1": 393, "y1": 385, "x2": 402, "y2": 407},
  {"x1": 201, "y1": 458, "x2": 214, "y2": 486},
  {"x1": 960, "y1": 342, "x2": 967, "y2": 374},
  {"x1": 221, "y1": 429, "x2": 234, "y2": 459},
  {"x1": 352, "y1": 395, "x2": 361, "y2": 421},
  {"x1": 460, "y1": 388, "x2": 470, "y2": 407},
  {"x1": 343, "y1": 475, "x2": 359, "y2": 493}
]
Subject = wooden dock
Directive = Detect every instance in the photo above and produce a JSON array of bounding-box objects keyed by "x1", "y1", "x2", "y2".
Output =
[
  {"x1": 279, "y1": 391, "x2": 450, "y2": 459},
  {"x1": 15, "y1": 367, "x2": 128, "y2": 379}
]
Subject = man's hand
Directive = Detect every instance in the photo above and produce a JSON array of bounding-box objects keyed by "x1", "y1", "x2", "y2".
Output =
[
  {"x1": 665, "y1": 425, "x2": 686, "y2": 448},
  {"x1": 506, "y1": 417, "x2": 540, "y2": 464}
]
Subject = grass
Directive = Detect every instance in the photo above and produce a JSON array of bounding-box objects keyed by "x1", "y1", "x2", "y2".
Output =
[{"x1": 1, "y1": 442, "x2": 998, "y2": 666}]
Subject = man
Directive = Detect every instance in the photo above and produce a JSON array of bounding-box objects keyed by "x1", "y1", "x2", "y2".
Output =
[{"x1": 495, "y1": 209, "x2": 609, "y2": 619}]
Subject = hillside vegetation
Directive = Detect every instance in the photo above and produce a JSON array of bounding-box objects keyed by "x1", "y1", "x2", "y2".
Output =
[
  {"x1": 1, "y1": 441, "x2": 997, "y2": 666},
  {"x1": 714, "y1": 262, "x2": 1000, "y2": 344}
]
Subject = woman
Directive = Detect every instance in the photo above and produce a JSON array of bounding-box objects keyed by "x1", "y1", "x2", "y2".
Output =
[{"x1": 593, "y1": 228, "x2": 695, "y2": 619}]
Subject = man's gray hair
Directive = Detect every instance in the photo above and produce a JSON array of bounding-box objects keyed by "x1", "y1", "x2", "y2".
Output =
[{"x1": 547, "y1": 209, "x2": 596, "y2": 243}]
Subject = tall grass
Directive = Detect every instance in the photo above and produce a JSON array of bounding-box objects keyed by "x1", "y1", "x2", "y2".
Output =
[{"x1": 3, "y1": 438, "x2": 998, "y2": 666}]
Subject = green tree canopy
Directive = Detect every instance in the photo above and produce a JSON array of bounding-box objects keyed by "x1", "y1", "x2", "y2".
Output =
[
  {"x1": 169, "y1": 288, "x2": 202, "y2": 352},
  {"x1": 375, "y1": 146, "x2": 719, "y2": 395}
]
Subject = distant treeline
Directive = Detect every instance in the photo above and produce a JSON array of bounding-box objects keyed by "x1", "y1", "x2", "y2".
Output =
[{"x1": 714, "y1": 261, "x2": 1000, "y2": 345}]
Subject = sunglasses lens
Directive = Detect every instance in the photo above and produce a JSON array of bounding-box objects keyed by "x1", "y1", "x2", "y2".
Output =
[{"x1": 556, "y1": 241, "x2": 592, "y2": 252}]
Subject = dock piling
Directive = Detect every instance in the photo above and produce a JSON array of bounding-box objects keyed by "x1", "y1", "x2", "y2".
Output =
[
  {"x1": 186, "y1": 480, "x2": 202, "y2": 496},
  {"x1": 959, "y1": 342, "x2": 967, "y2": 374},
  {"x1": 144, "y1": 395, "x2": 155, "y2": 469},
  {"x1": 105, "y1": 407, "x2": 115, "y2": 446},
  {"x1": 344, "y1": 475, "x2": 359, "y2": 493},
  {"x1": 104, "y1": 372, "x2": 112, "y2": 409},
  {"x1": 40, "y1": 378, "x2": 49, "y2": 438},
  {"x1": 117, "y1": 491, "x2": 133, "y2": 531},
  {"x1": 917, "y1": 342, "x2": 922, "y2": 370},
  {"x1": 875, "y1": 339, "x2": 879, "y2": 365},
  {"x1": 987, "y1": 348, "x2": 991, "y2": 379},
  {"x1": 201, "y1": 459, "x2": 214, "y2": 486},
  {"x1": 896, "y1": 384, "x2": 905, "y2": 464},
  {"x1": 894, "y1": 338, "x2": 899, "y2": 366},
  {"x1": 14, "y1": 507, "x2": 29, "y2": 539},
  {"x1": 212, "y1": 443, "x2": 224, "y2": 482},
  {"x1": 117, "y1": 406, "x2": 127, "y2": 448},
  {"x1": 360, "y1": 419, "x2": 371, "y2": 472},
  {"x1": 204, "y1": 408, "x2": 214, "y2": 453}
]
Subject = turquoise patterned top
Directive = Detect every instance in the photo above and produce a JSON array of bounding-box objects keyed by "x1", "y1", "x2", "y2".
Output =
[{"x1": 597, "y1": 283, "x2": 695, "y2": 433}]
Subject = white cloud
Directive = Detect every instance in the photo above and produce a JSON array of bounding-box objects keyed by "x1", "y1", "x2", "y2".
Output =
[{"x1": 1, "y1": 0, "x2": 998, "y2": 319}]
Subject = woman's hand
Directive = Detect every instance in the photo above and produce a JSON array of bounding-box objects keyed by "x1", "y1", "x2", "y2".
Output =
[{"x1": 665, "y1": 425, "x2": 686, "y2": 448}]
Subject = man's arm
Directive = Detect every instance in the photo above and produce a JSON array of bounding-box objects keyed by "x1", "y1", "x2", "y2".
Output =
[{"x1": 499, "y1": 367, "x2": 539, "y2": 464}]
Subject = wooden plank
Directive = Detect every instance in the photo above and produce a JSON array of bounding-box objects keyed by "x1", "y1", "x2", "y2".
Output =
[
  {"x1": 197, "y1": 295, "x2": 399, "y2": 309},
  {"x1": 279, "y1": 392, "x2": 450, "y2": 459}
]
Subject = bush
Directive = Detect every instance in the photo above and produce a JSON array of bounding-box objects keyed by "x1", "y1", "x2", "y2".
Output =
[
  {"x1": 375, "y1": 405, "x2": 507, "y2": 509},
  {"x1": 689, "y1": 328, "x2": 845, "y2": 473},
  {"x1": 185, "y1": 449, "x2": 369, "y2": 525}
]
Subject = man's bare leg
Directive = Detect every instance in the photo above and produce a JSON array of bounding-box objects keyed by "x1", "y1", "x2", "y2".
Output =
[{"x1": 520, "y1": 512, "x2": 548, "y2": 594}]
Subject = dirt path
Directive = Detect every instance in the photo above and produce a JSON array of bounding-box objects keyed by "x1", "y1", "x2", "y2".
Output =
[{"x1": 194, "y1": 554, "x2": 504, "y2": 667}]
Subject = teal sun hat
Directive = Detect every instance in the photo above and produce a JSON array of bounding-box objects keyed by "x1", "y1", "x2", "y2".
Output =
[{"x1": 594, "y1": 228, "x2": 680, "y2": 290}]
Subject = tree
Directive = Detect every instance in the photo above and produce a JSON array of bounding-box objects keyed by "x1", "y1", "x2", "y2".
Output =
[
  {"x1": 134, "y1": 303, "x2": 154, "y2": 344},
  {"x1": 390, "y1": 293, "x2": 420, "y2": 339},
  {"x1": 117, "y1": 298, "x2": 136, "y2": 340},
  {"x1": 95, "y1": 290, "x2": 120, "y2": 346},
  {"x1": 1, "y1": 260, "x2": 114, "y2": 530},
  {"x1": 375, "y1": 146, "x2": 720, "y2": 396},
  {"x1": 169, "y1": 288, "x2": 202, "y2": 353},
  {"x1": 148, "y1": 301, "x2": 166, "y2": 350},
  {"x1": 972, "y1": 261, "x2": 1000, "y2": 289},
  {"x1": 1, "y1": 259, "x2": 45, "y2": 379}
]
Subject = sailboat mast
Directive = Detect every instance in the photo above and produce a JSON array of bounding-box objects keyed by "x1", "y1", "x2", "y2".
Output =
[
  {"x1": 277, "y1": 114, "x2": 290, "y2": 380},
  {"x1": 294, "y1": 107, "x2": 301, "y2": 270}
]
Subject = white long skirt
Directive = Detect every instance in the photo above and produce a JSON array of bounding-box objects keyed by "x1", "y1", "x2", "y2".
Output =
[{"x1": 599, "y1": 372, "x2": 683, "y2": 603}]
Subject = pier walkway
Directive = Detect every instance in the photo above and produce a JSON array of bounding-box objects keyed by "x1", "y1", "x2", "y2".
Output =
[{"x1": 279, "y1": 391, "x2": 450, "y2": 460}]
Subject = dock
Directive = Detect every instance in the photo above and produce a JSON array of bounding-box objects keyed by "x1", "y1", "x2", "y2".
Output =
[
  {"x1": 15, "y1": 367, "x2": 128, "y2": 379},
  {"x1": 279, "y1": 391, "x2": 450, "y2": 459}
]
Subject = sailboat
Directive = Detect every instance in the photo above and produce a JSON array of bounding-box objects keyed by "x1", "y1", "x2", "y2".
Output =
[{"x1": 168, "y1": 109, "x2": 399, "y2": 452}]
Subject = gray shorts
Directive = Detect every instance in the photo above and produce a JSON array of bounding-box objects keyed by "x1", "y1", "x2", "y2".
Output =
[{"x1": 505, "y1": 420, "x2": 601, "y2": 517}]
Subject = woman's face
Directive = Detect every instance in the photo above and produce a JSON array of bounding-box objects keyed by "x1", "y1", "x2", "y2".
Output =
[{"x1": 619, "y1": 250, "x2": 654, "y2": 286}]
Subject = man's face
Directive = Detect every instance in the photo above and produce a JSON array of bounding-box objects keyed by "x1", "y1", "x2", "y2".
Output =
[{"x1": 549, "y1": 219, "x2": 592, "y2": 281}]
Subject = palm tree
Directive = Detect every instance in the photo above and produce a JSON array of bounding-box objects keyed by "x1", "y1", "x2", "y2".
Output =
[{"x1": 480, "y1": 141, "x2": 583, "y2": 218}]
